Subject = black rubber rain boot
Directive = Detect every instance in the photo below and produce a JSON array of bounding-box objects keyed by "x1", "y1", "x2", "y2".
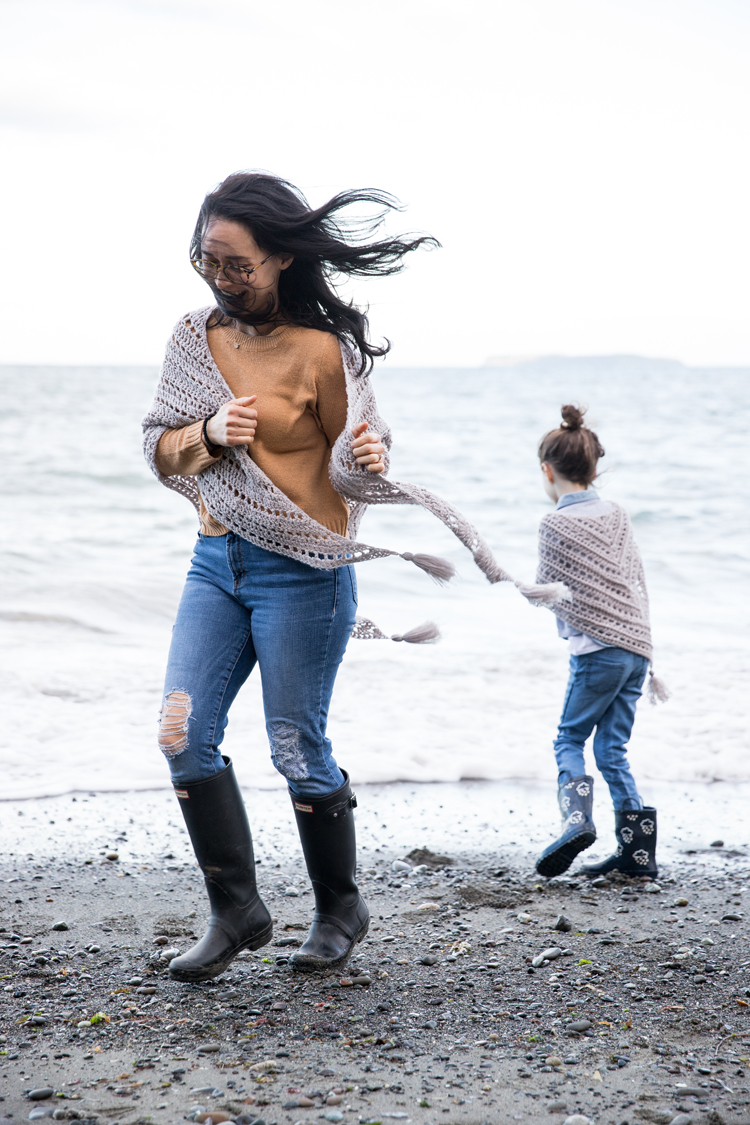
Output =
[
  {"x1": 168, "y1": 757, "x2": 272, "y2": 982},
  {"x1": 288, "y1": 772, "x2": 369, "y2": 973},
  {"x1": 536, "y1": 774, "x2": 597, "y2": 877},
  {"x1": 583, "y1": 807, "x2": 658, "y2": 878}
]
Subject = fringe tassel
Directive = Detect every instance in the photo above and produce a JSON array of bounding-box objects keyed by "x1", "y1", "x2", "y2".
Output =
[
  {"x1": 647, "y1": 667, "x2": 670, "y2": 705},
  {"x1": 515, "y1": 580, "x2": 573, "y2": 606},
  {"x1": 351, "y1": 616, "x2": 441, "y2": 644},
  {"x1": 391, "y1": 621, "x2": 441, "y2": 644},
  {"x1": 400, "y1": 551, "x2": 456, "y2": 585}
]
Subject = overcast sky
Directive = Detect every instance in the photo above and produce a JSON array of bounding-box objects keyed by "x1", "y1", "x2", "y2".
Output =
[{"x1": 1, "y1": 0, "x2": 748, "y2": 367}]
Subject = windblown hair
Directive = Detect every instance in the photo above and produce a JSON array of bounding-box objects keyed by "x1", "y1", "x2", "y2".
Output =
[
  {"x1": 538, "y1": 404, "x2": 605, "y2": 486},
  {"x1": 191, "y1": 171, "x2": 439, "y2": 373}
]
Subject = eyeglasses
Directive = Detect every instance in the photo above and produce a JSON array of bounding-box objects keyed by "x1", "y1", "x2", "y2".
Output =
[{"x1": 191, "y1": 252, "x2": 275, "y2": 284}]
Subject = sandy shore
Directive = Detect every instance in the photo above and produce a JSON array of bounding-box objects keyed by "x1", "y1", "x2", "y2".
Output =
[{"x1": 2, "y1": 779, "x2": 750, "y2": 1125}]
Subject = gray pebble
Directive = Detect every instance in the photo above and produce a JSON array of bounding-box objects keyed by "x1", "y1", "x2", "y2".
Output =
[
  {"x1": 27, "y1": 1090, "x2": 54, "y2": 1102},
  {"x1": 670, "y1": 1115, "x2": 692, "y2": 1125},
  {"x1": 51, "y1": 921, "x2": 68, "y2": 931},
  {"x1": 554, "y1": 915, "x2": 573, "y2": 932}
]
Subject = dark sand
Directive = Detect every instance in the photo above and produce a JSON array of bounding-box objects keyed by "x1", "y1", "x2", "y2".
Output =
[{"x1": 2, "y1": 779, "x2": 750, "y2": 1125}]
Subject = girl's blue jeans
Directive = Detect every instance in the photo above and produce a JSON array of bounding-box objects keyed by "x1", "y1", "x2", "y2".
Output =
[
  {"x1": 554, "y1": 647, "x2": 648, "y2": 811},
  {"x1": 159, "y1": 533, "x2": 357, "y2": 797}
]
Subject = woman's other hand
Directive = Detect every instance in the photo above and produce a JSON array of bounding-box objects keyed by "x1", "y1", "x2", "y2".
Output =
[
  {"x1": 206, "y1": 396, "x2": 258, "y2": 447},
  {"x1": 351, "y1": 421, "x2": 386, "y2": 473}
]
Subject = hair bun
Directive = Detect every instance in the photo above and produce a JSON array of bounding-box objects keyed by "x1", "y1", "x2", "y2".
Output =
[{"x1": 560, "y1": 403, "x2": 585, "y2": 430}]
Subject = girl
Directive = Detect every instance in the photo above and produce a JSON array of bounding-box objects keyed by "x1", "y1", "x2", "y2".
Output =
[
  {"x1": 142, "y1": 172, "x2": 507, "y2": 981},
  {"x1": 533, "y1": 405, "x2": 666, "y2": 880}
]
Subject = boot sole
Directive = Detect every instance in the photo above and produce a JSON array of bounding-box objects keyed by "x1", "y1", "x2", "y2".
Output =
[
  {"x1": 168, "y1": 921, "x2": 274, "y2": 982},
  {"x1": 536, "y1": 830, "x2": 596, "y2": 878},
  {"x1": 290, "y1": 916, "x2": 370, "y2": 974}
]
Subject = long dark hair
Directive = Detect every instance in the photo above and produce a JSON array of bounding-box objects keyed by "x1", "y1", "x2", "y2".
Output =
[
  {"x1": 538, "y1": 404, "x2": 605, "y2": 486},
  {"x1": 191, "y1": 172, "x2": 439, "y2": 374}
]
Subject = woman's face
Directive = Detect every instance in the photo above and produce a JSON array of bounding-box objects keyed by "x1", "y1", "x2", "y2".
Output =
[{"x1": 200, "y1": 217, "x2": 293, "y2": 323}]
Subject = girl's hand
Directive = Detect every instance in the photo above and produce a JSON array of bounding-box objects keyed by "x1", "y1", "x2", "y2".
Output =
[
  {"x1": 207, "y1": 396, "x2": 258, "y2": 447},
  {"x1": 351, "y1": 421, "x2": 386, "y2": 473}
]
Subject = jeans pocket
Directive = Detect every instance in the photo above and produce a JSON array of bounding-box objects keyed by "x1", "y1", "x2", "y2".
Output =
[{"x1": 583, "y1": 651, "x2": 628, "y2": 694}]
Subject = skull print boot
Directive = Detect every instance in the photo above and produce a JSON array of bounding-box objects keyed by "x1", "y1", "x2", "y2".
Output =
[
  {"x1": 583, "y1": 808, "x2": 658, "y2": 878},
  {"x1": 536, "y1": 775, "x2": 597, "y2": 878}
]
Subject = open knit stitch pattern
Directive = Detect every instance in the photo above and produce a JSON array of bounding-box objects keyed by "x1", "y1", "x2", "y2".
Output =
[
  {"x1": 142, "y1": 305, "x2": 512, "y2": 584},
  {"x1": 535, "y1": 503, "x2": 653, "y2": 660}
]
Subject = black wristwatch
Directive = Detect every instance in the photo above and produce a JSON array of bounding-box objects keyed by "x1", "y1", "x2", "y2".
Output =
[{"x1": 202, "y1": 414, "x2": 223, "y2": 457}]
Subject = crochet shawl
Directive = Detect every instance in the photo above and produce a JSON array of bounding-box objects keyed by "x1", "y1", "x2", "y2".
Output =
[
  {"x1": 535, "y1": 503, "x2": 669, "y2": 702},
  {"x1": 142, "y1": 307, "x2": 567, "y2": 639}
]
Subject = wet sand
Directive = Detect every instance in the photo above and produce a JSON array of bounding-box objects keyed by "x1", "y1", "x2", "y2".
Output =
[{"x1": 2, "y1": 779, "x2": 750, "y2": 1125}]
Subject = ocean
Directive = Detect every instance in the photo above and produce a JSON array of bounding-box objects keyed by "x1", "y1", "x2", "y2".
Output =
[{"x1": 1, "y1": 356, "x2": 748, "y2": 800}]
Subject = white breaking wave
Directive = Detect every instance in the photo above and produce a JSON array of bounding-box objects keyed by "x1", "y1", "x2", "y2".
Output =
[{"x1": 0, "y1": 356, "x2": 747, "y2": 799}]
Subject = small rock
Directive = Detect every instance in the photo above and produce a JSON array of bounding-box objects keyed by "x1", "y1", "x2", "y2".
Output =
[
  {"x1": 197, "y1": 1043, "x2": 221, "y2": 1054},
  {"x1": 548, "y1": 1101, "x2": 567, "y2": 1113},
  {"x1": 532, "y1": 946, "x2": 563, "y2": 968},
  {"x1": 420, "y1": 954, "x2": 438, "y2": 966},
  {"x1": 710, "y1": 840, "x2": 724, "y2": 848},
  {"x1": 275, "y1": 937, "x2": 301, "y2": 947},
  {"x1": 590, "y1": 876, "x2": 610, "y2": 888},
  {"x1": 700, "y1": 937, "x2": 715, "y2": 946},
  {"x1": 674, "y1": 898, "x2": 689, "y2": 907},
  {"x1": 326, "y1": 1095, "x2": 343, "y2": 1105},
  {"x1": 517, "y1": 913, "x2": 533, "y2": 924},
  {"x1": 554, "y1": 915, "x2": 573, "y2": 932},
  {"x1": 568, "y1": 1019, "x2": 592, "y2": 1032},
  {"x1": 563, "y1": 1116, "x2": 592, "y2": 1125},
  {"x1": 722, "y1": 913, "x2": 742, "y2": 922},
  {"x1": 153, "y1": 935, "x2": 169, "y2": 945},
  {"x1": 126, "y1": 977, "x2": 143, "y2": 986},
  {"x1": 51, "y1": 921, "x2": 69, "y2": 932},
  {"x1": 28, "y1": 1108, "x2": 54, "y2": 1120},
  {"x1": 136, "y1": 986, "x2": 157, "y2": 995},
  {"x1": 320, "y1": 1113, "x2": 344, "y2": 1124},
  {"x1": 195, "y1": 1114, "x2": 230, "y2": 1124},
  {"x1": 27, "y1": 1090, "x2": 54, "y2": 1102},
  {"x1": 545, "y1": 1055, "x2": 563, "y2": 1067},
  {"x1": 159, "y1": 947, "x2": 181, "y2": 959},
  {"x1": 643, "y1": 882, "x2": 661, "y2": 894},
  {"x1": 693, "y1": 974, "x2": 707, "y2": 983},
  {"x1": 670, "y1": 1115, "x2": 692, "y2": 1125},
  {"x1": 106, "y1": 852, "x2": 119, "y2": 861},
  {"x1": 392, "y1": 860, "x2": 412, "y2": 872},
  {"x1": 249, "y1": 1060, "x2": 278, "y2": 1072}
]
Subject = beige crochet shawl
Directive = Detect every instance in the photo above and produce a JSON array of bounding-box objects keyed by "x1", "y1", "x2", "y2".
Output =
[
  {"x1": 142, "y1": 307, "x2": 566, "y2": 637},
  {"x1": 536, "y1": 503, "x2": 669, "y2": 701}
]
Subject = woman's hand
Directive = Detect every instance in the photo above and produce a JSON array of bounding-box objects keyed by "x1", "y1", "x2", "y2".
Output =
[
  {"x1": 206, "y1": 396, "x2": 258, "y2": 447},
  {"x1": 351, "y1": 421, "x2": 386, "y2": 473}
]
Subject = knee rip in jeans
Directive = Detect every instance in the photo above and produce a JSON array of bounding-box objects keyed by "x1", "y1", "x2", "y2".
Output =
[
  {"x1": 268, "y1": 720, "x2": 310, "y2": 782},
  {"x1": 158, "y1": 690, "x2": 192, "y2": 758}
]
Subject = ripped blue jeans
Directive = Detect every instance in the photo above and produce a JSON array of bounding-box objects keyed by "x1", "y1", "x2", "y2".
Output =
[{"x1": 159, "y1": 533, "x2": 357, "y2": 796}]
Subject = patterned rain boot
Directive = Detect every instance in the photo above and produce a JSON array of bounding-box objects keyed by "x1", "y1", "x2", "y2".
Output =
[
  {"x1": 583, "y1": 807, "x2": 658, "y2": 878},
  {"x1": 536, "y1": 774, "x2": 597, "y2": 878}
]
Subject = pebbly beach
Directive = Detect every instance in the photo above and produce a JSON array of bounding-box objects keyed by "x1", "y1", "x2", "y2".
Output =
[{"x1": 3, "y1": 779, "x2": 750, "y2": 1125}]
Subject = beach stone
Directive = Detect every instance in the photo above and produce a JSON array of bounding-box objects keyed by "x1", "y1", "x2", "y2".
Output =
[
  {"x1": 420, "y1": 954, "x2": 438, "y2": 966},
  {"x1": 548, "y1": 1102, "x2": 567, "y2": 1113},
  {"x1": 126, "y1": 977, "x2": 142, "y2": 986},
  {"x1": 711, "y1": 840, "x2": 724, "y2": 848},
  {"x1": 517, "y1": 913, "x2": 533, "y2": 924},
  {"x1": 136, "y1": 986, "x2": 156, "y2": 995},
  {"x1": 28, "y1": 1109, "x2": 54, "y2": 1120},
  {"x1": 563, "y1": 1116, "x2": 592, "y2": 1125},
  {"x1": 250, "y1": 1060, "x2": 277, "y2": 1072},
  {"x1": 590, "y1": 877, "x2": 609, "y2": 887},
  {"x1": 51, "y1": 921, "x2": 69, "y2": 931},
  {"x1": 675, "y1": 898, "x2": 689, "y2": 907},
  {"x1": 320, "y1": 1113, "x2": 343, "y2": 1124},
  {"x1": 197, "y1": 1043, "x2": 220, "y2": 1054},
  {"x1": 568, "y1": 1019, "x2": 592, "y2": 1032},
  {"x1": 27, "y1": 1090, "x2": 54, "y2": 1101},
  {"x1": 106, "y1": 852, "x2": 119, "y2": 861},
  {"x1": 635, "y1": 1111, "x2": 674, "y2": 1124},
  {"x1": 545, "y1": 1055, "x2": 563, "y2": 1067},
  {"x1": 532, "y1": 946, "x2": 563, "y2": 967},
  {"x1": 326, "y1": 1095, "x2": 343, "y2": 1105},
  {"x1": 554, "y1": 915, "x2": 573, "y2": 932},
  {"x1": 693, "y1": 974, "x2": 707, "y2": 983},
  {"x1": 669, "y1": 1116, "x2": 692, "y2": 1125},
  {"x1": 392, "y1": 860, "x2": 412, "y2": 872},
  {"x1": 195, "y1": 1114, "x2": 230, "y2": 1123}
]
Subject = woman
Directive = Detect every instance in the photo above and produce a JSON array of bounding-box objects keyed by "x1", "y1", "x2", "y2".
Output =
[{"x1": 142, "y1": 172, "x2": 509, "y2": 983}]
